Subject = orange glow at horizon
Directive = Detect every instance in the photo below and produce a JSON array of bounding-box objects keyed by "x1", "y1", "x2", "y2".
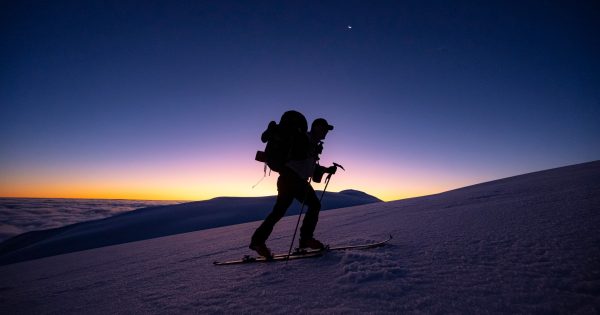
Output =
[{"x1": 0, "y1": 152, "x2": 490, "y2": 202}]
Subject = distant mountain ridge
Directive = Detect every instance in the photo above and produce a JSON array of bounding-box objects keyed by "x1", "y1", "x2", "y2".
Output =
[{"x1": 0, "y1": 190, "x2": 381, "y2": 265}]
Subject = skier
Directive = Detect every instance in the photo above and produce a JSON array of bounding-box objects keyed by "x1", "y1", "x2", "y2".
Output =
[{"x1": 250, "y1": 117, "x2": 335, "y2": 258}]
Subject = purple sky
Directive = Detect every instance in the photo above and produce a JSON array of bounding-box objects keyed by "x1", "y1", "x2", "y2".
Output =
[{"x1": 1, "y1": 1, "x2": 598, "y2": 200}]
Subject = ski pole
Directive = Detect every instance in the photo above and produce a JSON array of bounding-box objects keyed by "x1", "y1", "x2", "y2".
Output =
[
  {"x1": 319, "y1": 173, "x2": 332, "y2": 202},
  {"x1": 319, "y1": 163, "x2": 344, "y2": 202},
  {"x1": 286, "y1": 178, "x2": 311, "y2": 262},
  {"x1": 287, "y1": 163, "x2": 344, "y2": 262}
]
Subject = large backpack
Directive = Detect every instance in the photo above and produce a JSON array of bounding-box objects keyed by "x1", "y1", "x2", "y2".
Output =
[{"x1": 255, "y1": 110, "x2": 308, "y2": 172}]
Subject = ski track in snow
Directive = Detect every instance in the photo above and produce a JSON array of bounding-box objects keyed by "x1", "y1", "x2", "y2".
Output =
[{"x1": 0, "y1": 161, "x2": 599, "y2": 313}]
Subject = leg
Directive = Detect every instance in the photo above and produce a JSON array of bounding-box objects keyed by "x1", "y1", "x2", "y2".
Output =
[
  {"x1": 250, "y1": 173, "x2": 295, "y2": 245},
  {"x1": 297, "y1": 182, "x2": 321, "y2": 241}
]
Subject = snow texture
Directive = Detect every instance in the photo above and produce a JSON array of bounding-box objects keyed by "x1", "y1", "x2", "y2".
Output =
[
  {"x1": 0, "y1": 161, "x2": 598, "y2": 314},
  {"x1": 0, "y1": 190, "x2": 380, "y2": 265}
]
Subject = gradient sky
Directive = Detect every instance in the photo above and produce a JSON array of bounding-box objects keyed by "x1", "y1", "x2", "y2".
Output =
[{"x1": 1, "y1": 1, "x2": 599, "y2": 201}]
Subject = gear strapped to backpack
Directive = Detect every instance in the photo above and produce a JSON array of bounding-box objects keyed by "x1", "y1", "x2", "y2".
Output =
[{"x1": 255, "y1": 110, "x2": 308, "y2": 173}]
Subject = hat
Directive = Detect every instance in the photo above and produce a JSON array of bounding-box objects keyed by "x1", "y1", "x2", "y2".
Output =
[{"x1": 312, "y1": 118, "x2": 334, "y2": 131}]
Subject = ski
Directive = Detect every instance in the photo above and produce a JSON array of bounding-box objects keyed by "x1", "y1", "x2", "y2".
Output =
[
  {"x1": 292, "y1": 234, "x2": 393, "y2": 255},
  {"x1": 213, "y1": 235, "x2": 392, "y2": 266},
  {"x1": 329, "y1": 234, "x2": 392, "y2": 251},
  {"x1": 213, "y1": 250, "x2": 323, "y2": 266}
]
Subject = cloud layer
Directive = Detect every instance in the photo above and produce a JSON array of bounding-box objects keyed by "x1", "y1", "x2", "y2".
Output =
[{"x1": 0, "y1": 198, "x2": 181, "y2": 242}]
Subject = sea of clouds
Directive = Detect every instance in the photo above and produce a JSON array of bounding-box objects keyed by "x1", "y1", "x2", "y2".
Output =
[{"x1": 0, "y1": 198, "x2": 183, "y2": 242}]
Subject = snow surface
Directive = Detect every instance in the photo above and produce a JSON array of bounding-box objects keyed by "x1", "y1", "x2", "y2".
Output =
[{"x1": 0, "y1": 161, "x2": 599, "y2": 313}]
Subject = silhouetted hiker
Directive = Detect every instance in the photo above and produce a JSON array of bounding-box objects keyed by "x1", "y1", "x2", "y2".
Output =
[{"x1": 250, "y1": 112, "x2": 335, "y2": 258}]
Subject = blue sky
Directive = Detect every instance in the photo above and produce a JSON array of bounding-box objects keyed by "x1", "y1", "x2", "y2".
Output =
[{"x1": 1, "y1": 0, "x2": 598, "y2": 200}]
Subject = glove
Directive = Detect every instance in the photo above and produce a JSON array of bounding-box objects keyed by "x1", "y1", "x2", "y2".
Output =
[
  {"x1": 326, "y1": 165, "x2": 337, "y2": 174},
  {"x1": 312, "y1": 165, "x2": 326, "y2": 183}
]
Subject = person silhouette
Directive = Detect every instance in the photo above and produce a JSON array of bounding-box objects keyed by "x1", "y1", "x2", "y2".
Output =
[{"x1": 250, "y1": 117, "x2": 335, "y2": 258}]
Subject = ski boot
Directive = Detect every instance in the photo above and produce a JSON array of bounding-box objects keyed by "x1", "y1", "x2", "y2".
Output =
[
  {"x1": 299, "y1": 238, "x2": 326, "y2": 250},
  {"x1": 249, "y1": 243, "x2": 273, "y2": 259}
]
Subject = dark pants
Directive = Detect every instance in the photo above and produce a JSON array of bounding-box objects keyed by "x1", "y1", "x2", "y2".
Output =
[{"x1": 251, "y1": 167, "x2": 321, "y2": 245}]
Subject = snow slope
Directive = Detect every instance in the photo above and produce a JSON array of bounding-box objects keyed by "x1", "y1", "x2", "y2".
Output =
[
  {"x1": 0, "y1": 161, "x2": 598, "y2": 314},
  {"x1": 0, "y1": 190, "x2": 380, "y2": 265}
]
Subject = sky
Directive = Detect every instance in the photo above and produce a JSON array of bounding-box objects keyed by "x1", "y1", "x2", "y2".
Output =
[{"x1": 1, "y1": 0, "x2": 599, "y2": 201}]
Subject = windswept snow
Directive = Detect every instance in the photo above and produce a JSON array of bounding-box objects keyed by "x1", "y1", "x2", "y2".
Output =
[{"x1": 0, "y1": 161, "x2": 599, "y2": 313}]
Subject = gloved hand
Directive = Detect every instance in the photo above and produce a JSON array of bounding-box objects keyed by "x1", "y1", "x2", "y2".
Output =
[{"x1": 326, "y1": 165, "x2": 337, "y2": 174}]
